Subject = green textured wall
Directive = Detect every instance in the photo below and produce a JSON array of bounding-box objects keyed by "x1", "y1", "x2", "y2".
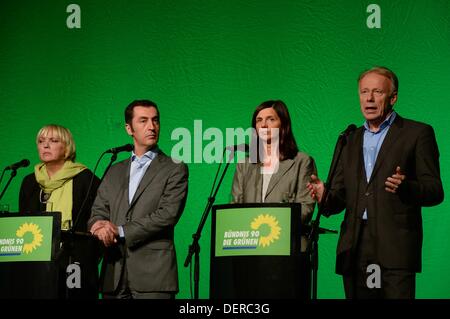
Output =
[{"x1": 1, "y1": 0, "x2": 449, "y2": 298}]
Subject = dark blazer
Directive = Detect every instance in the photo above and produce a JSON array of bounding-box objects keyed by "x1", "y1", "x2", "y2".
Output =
[
  {"x1": 88, "y1": 151, "x2": 188, "y2": 294},
  {"x1": 325, "y1": 114, "x2": 444, "y2": 274},
  {"x1": 19, "y1": 169, "x2": 100, "y2": 232}
]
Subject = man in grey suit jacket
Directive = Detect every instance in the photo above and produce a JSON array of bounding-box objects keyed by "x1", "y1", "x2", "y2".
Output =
[
  {"x1": 308, "y1": 67, "x2": 444, "y2": 299},
  {"x1": 88, "y1": 100, "x2": 188, "y2": 299}
]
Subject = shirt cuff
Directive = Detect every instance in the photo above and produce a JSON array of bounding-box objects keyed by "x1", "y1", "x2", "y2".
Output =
[{"x1": 118, "y1": 225, "x2": 125, "y2": 238}]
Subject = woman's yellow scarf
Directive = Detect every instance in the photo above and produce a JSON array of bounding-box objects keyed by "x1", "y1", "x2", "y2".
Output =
[{"x1": 35, "y1": 161, "x2": 87, "y2": 230}]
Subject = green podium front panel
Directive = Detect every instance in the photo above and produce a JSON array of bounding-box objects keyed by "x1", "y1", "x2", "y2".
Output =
[
  {"x1": 0, "y1": 212, "x2": 99, "y2": 299},
  {"x1": 210, "y1": 203, "x2": 309, "y2": 299},
  {"x1": 0, "y1": 215, "x2": 55, "y2": 262},
  {"x1": 215, "y1": 206, "x2": 292, "y2": 257},
  {"x1": 0, "y1": 212, "x2": 61, "y2": 299}
]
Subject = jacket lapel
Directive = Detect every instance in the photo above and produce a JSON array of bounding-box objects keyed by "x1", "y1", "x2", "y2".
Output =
[
  {"x1": 353, "y1": 128, "x2": 365, "y2": 185},
  {"x1": 368, "y1": 114, "x2": 403, "y2": 184},
  {"x1": 251, "y1": 164, "x2": 263, "y2": 202},
  {"x1": 129, "y1": 151, "x2": 165, "y2": 207},
  {"x1": 123, "y1": 159, "x2": 131, "y2": 205},
  {"x1": 264, "y1": 158, "x2": 295, "y2": 199},
  {"x1": 114, "y1": 159, "x2": 132, "y2": 222}
]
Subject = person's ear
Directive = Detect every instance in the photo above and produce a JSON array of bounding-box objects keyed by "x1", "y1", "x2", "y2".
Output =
[
  {"x1": 390, "y1": 91, "x2": 398, "y2": 106},
  {"x1": 125, "y1": 123, "x2": 133, "y2": 136}
]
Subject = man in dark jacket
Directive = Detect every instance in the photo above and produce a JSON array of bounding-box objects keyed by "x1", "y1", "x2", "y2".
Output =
[{"x1": 307, "y1": 66, "x2": 444, "y2": 299}]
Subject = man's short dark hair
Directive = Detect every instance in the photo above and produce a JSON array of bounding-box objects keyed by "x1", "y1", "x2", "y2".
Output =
[{"x1": 125, "y1": 100, "x2": 159, "y2": 125}]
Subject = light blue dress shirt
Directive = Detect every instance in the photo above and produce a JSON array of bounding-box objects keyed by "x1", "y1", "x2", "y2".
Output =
[
  {"x1": 362, "y1": 111, "x2": 396, "y2": 220},
  {"x1": 118, "y1": 148, "x2": 158, "y2": 238}
]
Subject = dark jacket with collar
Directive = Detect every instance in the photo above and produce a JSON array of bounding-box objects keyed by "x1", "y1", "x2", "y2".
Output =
[{"x1": 324, "y1": 114, "x2": 444, "y2": 274}]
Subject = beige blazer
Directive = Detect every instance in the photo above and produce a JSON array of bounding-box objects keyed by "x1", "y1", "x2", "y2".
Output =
[{"x1": 231, "y1": 152, "x2": 317, "y2": 224}]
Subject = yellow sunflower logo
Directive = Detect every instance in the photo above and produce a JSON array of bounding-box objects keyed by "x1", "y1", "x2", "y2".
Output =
[
  {"x1": 251, "y1": 214, "x2": 281, "y2": 247},
  {"x1": 16, "y1": 223, "x2": 43, "y2": 254}
]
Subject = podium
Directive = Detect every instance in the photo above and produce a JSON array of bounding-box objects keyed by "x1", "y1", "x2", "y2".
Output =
[
  {"x1": 210, "y1": 203, "x2": 310, "y2": 299},
  {"x1": 0, "y1": 212, "x2": 99, "y2": 299}
]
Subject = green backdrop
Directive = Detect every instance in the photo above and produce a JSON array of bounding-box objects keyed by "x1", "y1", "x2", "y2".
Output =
[{"x1": 1, "y1": 0, "x2": 449, "y2": 298}]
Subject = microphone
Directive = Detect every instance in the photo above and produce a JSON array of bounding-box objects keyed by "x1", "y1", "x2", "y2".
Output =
[
  {"x1": 105, "y1": 144, "x2": 134, "y2": 154},
  {"x1": 339, "y1": 124, "x2": 357, "y2": 137},
  {"x1": 5, "y1": 159, "x2": 30, "y2": 170},
  {"x1": 225, "y1": 143, "x2": 249, "y2": 152}
]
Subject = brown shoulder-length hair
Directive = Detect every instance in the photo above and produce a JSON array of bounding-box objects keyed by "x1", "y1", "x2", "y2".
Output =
[{"x1": 251, "y1": 100, "x2": 299, "y2": 161}]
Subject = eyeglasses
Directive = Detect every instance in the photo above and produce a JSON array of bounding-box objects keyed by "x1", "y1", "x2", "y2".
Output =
[{"x1": 359, "y1": 89, "x2": 386, "y2": 97}]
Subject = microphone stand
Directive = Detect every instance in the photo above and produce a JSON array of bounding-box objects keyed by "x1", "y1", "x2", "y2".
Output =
[
  {"x1": 0, "y1": 169, "x2": 7, "y2": 187},
  {"x1": 71, "y1": 151, "x2": 117, "y2": 232},
  {"x1": 307, "y1": 131, "x2": 350, "y2": 300},
  {"x1": 0, "y1": 168, "x2": 18, "y2": 202},
  {"x1": 95, "y1": 151, "x2": 122, "y2": 297},
  {"x1": 68, "y1": 151, "x2": 119, "y2": 298},
  {"x1": 184, "y1": 149, "x2": 236, "y2": 299},
  {"x1": 100, "y1": 153, "x2": 118, "y2": 184}
]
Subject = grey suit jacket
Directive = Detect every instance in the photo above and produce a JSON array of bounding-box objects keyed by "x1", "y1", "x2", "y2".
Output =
[
  {"x1": 231, "y1": 152, "x2": 317, "y2": 224},
  {"x1": 88, "y1": 150, "x2": 188, "y2": 293}
]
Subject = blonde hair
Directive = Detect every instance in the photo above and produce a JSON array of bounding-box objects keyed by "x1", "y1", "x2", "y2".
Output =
[
  {"x1": 358, "y1": 66, "x2": 399, "y2": 95},
  {"x1": 36, "y1": 124, "x2": 76, "y2": 161}
]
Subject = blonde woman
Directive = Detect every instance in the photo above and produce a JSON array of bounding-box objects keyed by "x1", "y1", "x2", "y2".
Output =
[
  {"x1": 19, "y1": 124, "x2": 100, "y2": 231},
  {"x1": 18, "y1": 124, "x2": 101, "y2": 298}
]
